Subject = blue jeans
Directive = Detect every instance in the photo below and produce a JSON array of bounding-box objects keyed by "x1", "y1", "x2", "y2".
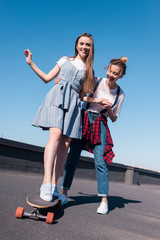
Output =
[
  {"x1": 61, "y1": 138, "x2": 83, "y2": 189},
  {"x1": 61, "y1": 111, "x2": 109, "y2": 196}
]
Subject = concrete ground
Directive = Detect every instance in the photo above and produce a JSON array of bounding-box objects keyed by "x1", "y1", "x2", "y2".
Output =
[{"x1": 0, "y1": 170, "x2": 160, "y2": 240}]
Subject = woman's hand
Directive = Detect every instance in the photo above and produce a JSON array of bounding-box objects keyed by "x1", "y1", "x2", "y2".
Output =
[
  {"x1": 54, "y1": 77, "x2": 61, "y2": 85},
  {"x1": 99, "y1": 98, "x2": 111, "y2": 108},
  {"x1": 24, "y1": 49, "x2": 32, "y2": 65}
]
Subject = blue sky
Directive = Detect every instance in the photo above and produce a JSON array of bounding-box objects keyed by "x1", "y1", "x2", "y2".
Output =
[{"x1": 1, "y1": 0, "x2": 160, "y2": 172}]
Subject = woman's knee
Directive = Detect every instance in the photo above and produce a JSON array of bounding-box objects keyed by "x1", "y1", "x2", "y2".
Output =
[
  {"x1": 49, "y1": 127, "x2": 62, "y2": 141},
  {"x1": 94, "y1": 154, "x2": 108, "y2": 171}
]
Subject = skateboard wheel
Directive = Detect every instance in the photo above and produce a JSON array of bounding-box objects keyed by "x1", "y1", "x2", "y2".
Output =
[
  {"x1": 46, "y1": 212, "x2": 54, "y2": 224},
  {"x1": 15, "y1": 207, "x2": 24, "y2": 219},
  {"x1": 58, "y1": 200, "x2": 62, "y2": 208}
]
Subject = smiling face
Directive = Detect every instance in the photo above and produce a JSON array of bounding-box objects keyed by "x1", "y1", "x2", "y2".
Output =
[
  {"x1": 76, "y1": 36, "x2": 91, "y2": 61},
  {"x1": 106, "y1": 64, "x2": 121, "y2": 88}
]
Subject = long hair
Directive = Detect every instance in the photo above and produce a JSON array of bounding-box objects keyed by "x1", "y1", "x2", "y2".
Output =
[{"x1": 75, "y1": 33, "x2": 94, "y2": 94}]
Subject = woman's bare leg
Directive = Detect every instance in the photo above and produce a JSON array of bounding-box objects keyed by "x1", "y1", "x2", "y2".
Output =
[
  {"x1": 52, "y1": 135, "x2": 71, "y2": 185},
  {"x1": 43, "y1": 127, "x2": 62, "y2": 184}
]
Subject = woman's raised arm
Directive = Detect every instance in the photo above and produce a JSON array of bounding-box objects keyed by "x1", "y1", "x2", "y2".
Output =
[{"x1": 24, "y1": 49, "x2": 60, "y2": 83}]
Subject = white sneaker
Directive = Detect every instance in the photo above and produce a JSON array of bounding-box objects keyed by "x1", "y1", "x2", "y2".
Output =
[
  {"x1": 58, "y1": 194, "x2": 68, "y2": 205},
  {"x1": 40, "y1": 183, "x2": 53, "y2": 202},
  {"x1": 52, "y1": 184, "x2": 61, "y2": 197},
  {"x1": 97, "y1": 202, "x2": 109, "y2": 215}
]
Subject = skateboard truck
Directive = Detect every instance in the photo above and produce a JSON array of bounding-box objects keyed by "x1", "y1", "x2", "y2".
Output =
[
  {"x1": 15, "y1": 206, "x2": 56, "y2": 223},
  {"x1": 15, "y1": 193, "x2": 62, "y2": 224}
]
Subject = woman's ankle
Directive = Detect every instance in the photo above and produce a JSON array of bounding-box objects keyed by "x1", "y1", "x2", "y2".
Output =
[
  {"x1": 63, "y1": 189, "x2": 68, "y2": 196},
  {"x1": 101, "y1": 197, "x2": 108, "y2": 205}
]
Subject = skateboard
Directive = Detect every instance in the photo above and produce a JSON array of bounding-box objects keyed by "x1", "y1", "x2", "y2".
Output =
[{"x1": 15, "y1": 193, "x2": 61, "y2": 224}]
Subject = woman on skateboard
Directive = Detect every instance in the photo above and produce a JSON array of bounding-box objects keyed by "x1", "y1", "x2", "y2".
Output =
[{"x1": 24, "y1": 33, "x2": 95, "y2": 202}]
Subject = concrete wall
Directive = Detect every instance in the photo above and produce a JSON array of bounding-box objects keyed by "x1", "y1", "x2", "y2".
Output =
[{"x1": 0, "y1": 138, "x2": 160, "y2": 185}]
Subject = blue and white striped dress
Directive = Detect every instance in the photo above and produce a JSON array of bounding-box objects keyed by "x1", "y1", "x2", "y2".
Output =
[{"x1": 32, "y1": 57, "x2": 85, "y2": 139}]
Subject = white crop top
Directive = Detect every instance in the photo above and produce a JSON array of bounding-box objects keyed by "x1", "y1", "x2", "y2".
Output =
[
  {"x1": 57, "y1": 56, "x2": 86, "y2": 70},
  {"x1": 88, "y1": 77, "x2": 125, "y2": 118}
]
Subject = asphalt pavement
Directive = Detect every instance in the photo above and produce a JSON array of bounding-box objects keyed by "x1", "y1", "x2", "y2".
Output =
[{"x1": 0, "y1": 170, "x2": 160, "y2": 240}]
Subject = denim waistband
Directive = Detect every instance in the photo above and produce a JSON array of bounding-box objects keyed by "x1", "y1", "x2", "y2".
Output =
[{"x1": 87, "y1": 111, "x2": 99, "y2": 117}]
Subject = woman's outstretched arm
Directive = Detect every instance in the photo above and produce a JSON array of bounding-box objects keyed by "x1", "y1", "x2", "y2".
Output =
[{"x1": 24, "y1": 49, "x2": 60, "y2": 83}]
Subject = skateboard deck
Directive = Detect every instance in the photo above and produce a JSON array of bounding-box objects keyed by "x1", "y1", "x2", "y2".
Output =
[
  {"x1": 27, "y1": 193, "x2": 59, "y2": 208},
  {"x1": 15, "y1": 193, "x2": 61, "y2": 224}
]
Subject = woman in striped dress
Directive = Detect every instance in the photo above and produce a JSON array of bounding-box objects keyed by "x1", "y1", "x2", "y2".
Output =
[{"x1": 24, "y1": 33, "x2": 95, "y2": 201}]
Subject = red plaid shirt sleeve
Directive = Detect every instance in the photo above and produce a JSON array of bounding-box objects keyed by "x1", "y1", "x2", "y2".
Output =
[{"x1": 82, "y1": 110, "x2": 115, "y2": 164}]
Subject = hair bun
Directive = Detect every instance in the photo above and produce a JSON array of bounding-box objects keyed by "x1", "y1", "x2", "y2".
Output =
[{"x1": 120, "y1": 57, "x2": 128, "y2": 63}]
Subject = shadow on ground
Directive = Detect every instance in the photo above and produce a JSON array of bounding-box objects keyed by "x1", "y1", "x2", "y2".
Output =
[
  {"x1": 39, "y1": 205, "x2": 64, "y2": 223},
  {"x1": 38, "y1": 193, "x2": 141, "y2": 222},
  {"x1": 63, "y1": 192, "x2": 141, "y2": 213},
  {"x1": 108, "y1": 196, "x2": 141, "y2": 212}
]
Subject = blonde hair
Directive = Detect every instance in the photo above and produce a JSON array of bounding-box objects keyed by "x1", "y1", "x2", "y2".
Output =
[
  {"x1": 107, "y1": 57, "x2": 128, "y2": 77},
  {"x1": 75, "y1": 33, "x2": 94, "y2": 94}
]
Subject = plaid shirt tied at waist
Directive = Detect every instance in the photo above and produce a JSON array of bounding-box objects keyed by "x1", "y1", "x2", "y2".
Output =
[{"x1": 82, "y1": 110, "x2": 115, "y2": 164}]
